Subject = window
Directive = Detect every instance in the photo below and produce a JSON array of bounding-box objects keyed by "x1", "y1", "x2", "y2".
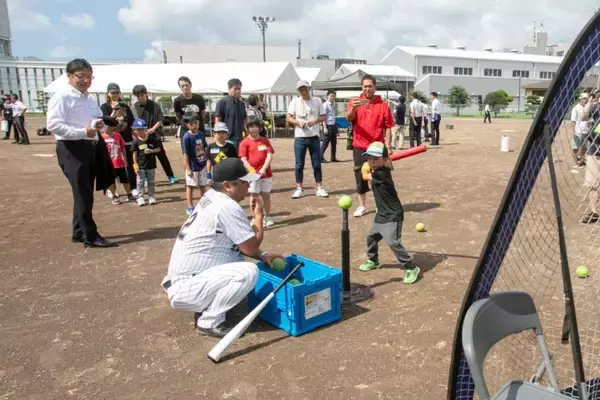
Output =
[
  {"x1": 539, "y1": 71, "x2": 556, "y2": 80},
  {"x1": 453, "y1": 67, "x2": 473, "y2": 76},
  {"x1": 0, "y1": 43, "x2": 4, "y2": 57},
  {"x1": 556, "y1": 51, "x2": 565, "y2": 56},
  {"x1": 484, "y1": 68, "x2": 502, "y2": 77},
  {"x1": 422, "y1": 65, "x2": 443, "y2": 75},
  {"x1": 512, "y1": 70, "x2": 530, "y2": 78}
]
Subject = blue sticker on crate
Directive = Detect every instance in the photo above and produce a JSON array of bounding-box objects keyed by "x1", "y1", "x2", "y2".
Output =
[{"x1": 248, "y1": 254, "x2": 342, "y2": 337}]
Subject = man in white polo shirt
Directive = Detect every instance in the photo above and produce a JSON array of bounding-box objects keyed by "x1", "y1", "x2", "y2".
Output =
[
  {"x1": 430, "y1": 92, "x2": 441, "y2": 145},
  {"x1": 286, "y1": 80, "x2": 329, "y2": 199},
  {"x1": 409, "y1": 93, "x2": 424, "y2": 148},
  {"x1": 161, "y1": 157, "x2": 284, "y2": 338}
]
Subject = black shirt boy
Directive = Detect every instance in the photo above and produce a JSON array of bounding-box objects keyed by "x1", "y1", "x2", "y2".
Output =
[
  {"x1": 371, "y1": 166, "x2": 404, "y2": 223},
  {"x1": 174, "y1": 94, "x2": 206, "y2": 130},
  {"x1": 131, "y1": 135, "x2": 161, "y2": 170},
  {"x1": 205, "y1": 142, "x2": 238, "y2": 166},
  {"x1": 215, "y1": 96, "x2": 247, "y2": 141},
  {"x1": 395, "y1": 103, "x2": 406, "y2": 126}
]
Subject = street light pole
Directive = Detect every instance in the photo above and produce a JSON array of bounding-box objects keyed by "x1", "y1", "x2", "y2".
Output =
[{"x1": 252, "y1": 16, "x2": 275, "y2": 62}]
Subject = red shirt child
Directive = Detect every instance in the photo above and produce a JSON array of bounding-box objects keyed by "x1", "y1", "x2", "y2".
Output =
[
  {"x1": 102, "y1": 131, "x2": 127, "y2": 169},
  {"x1": 238, "y1": 135, "x2": 275, "y2": 178}
]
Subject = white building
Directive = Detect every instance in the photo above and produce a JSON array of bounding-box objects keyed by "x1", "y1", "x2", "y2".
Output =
[
  {"x1": 380, "y1": 45, "x2": 600, "y2": 112},
  {"x1": 162, "y1": 43, "x2": 298, "y2": 65},
  {"x1": 0, "y1": 0, "x2": 11, "y2": 57}
]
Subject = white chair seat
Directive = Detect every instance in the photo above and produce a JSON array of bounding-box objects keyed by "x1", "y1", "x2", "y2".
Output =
[{"x1": 493, "y1": 381, "x2": 571, "y2": 400}]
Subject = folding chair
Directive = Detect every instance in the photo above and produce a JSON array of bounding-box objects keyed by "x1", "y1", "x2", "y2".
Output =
[{"x1": 462, "y1": 291, "x2": 570, "y2": 399}]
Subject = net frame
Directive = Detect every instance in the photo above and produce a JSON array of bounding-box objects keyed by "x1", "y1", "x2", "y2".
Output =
[{"x1": 447, "y1": 12, "x2": 600, "y2": 400}]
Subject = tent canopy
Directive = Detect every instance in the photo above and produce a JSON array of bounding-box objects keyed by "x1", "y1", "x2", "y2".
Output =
[
  {"x1": 43, "y1": 62, "x2": 301, "y2": 95},
  {"x1": 294, "y1": 67, "x2": 321, "y2": 86},
  {"x1": 311, "y1": 70, "x2": 406, "y2": 91},
  {"x1": 332, "y1": 63, "x2": 415, "y2": 81}
]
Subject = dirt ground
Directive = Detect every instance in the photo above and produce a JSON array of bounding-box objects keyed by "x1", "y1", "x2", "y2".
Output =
[{"x1": 0, "y1": 117, "x2": 531, "y2": 400}]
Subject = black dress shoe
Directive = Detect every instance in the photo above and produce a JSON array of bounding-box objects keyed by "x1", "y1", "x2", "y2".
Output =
[
  {"x1": 84, "y1": 236, "x2": 118, "y2": 248},
  {"x1": 196, "y1": 323, "x2": 235, "y2": 338},
  {"x1": 331, "y1": 158, "x2": 339, "y2": 162},
  {"x1": 71, "y1": 236, "x2": 85, "y2": 243}
]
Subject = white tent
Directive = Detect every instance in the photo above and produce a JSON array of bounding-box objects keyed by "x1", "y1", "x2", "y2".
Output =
[
  {"x1": 331, "y1": 64, "x2": 415, "y2": 81},
  {"x1": 43, "y1": 62, "x2": 301, "y2": 95},
  {"x1": 294, "y1": 67, "x2": 321, "y2": 85}
]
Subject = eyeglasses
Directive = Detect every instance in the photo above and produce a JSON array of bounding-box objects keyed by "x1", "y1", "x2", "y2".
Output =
[
  {"x1": 73, "y1": 74, "x2": 94, "y2": 80},
  {"x1": 110, "y1": 91, "x2": 120, "y2": 95}
]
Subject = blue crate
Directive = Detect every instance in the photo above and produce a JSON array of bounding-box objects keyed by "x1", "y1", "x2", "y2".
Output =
[{"x1": 247, "y1": 254, "x2": 342, "y2": 337}]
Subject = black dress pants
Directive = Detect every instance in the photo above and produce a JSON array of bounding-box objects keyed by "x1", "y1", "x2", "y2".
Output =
[{"x1": 56, "y1": 140, "x2": 98, "y2": 241}]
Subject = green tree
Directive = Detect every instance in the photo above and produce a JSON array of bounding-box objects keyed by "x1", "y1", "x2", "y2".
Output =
[
  {"x1": 408, "y1": 89, "x2": 428, "y2": 104},
  {"x1": 35, "y1": 89, "x2": 51, "y2": 115},
  {"x1": 484, "y1": 90, "x2": 511, "y2": 116},
  {"x1": 525, "y1": 95, "x2": 542, "y2": 118},
  {"x1": 156, "y1": 96, "x2": 174, "y2": 114},
  {"x1": 446, "y1": 85, "x2": 470, "y2": 116}
]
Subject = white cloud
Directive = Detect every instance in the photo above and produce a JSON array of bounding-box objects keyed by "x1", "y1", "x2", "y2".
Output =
[
  {"x1": 60, "y1": 13, "x2": 96, "y2": 30},
  {"x1": 7, "y1": 0, "x2": 51, "y2": 31},
  {"x1": 118, "y1": 0, "x2": 599, "y2": 62},
  {"x1": 49, "y1": 45, "x2": 80, "y2": 58}
]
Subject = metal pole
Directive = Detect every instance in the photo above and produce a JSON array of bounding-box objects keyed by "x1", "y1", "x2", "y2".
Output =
[
  {"x1": 341, "y1": 209, "x2": 350, "y2": 292},
  {"x1": 262, "y1": 28, "x2": 266, "y2": 62}
]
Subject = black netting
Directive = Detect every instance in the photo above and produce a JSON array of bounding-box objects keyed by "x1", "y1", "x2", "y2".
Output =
[{"x1": 450, "y1": 15, "x2": 600, "y2": 400}]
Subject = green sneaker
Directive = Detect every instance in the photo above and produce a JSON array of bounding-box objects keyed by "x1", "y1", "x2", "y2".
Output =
[
  {"x1": 359, "y1": 260, "x2": 381, "y2": 271},
  {"x1": 404, "y1": 265, "x2": 420, "y2": 284}
]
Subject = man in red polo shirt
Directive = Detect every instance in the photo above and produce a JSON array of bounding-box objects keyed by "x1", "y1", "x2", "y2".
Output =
[{"x1": 345, "y1": 74, "x2": 394, "y2": 217}]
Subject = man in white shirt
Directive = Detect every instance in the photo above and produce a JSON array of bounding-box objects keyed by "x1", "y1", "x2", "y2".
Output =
[
  {"x1": 409, "y1": 93, "x2": 424, "y2": 148},
  {"x1": 484, "y1": 104, "x2": 492, "y2": 123},
  {"x1": 571, "y1": 92, "x2": 591, "y2": 168},
  {"x1": 162, "y1": 157, "x2": 284, "y2": 338},
  {"x1": 46, "y1": 58, "x2": 117, "y2": 248},
  {"x1": 10, "y1": 94, "x2": 30, "y2": 145},
  {"x1": 430, "y1": 92, "x2": 442, "y2": 145},
  {"x1": 286, "y1": 80, "x2": 329, "y2": 199},
  {"x1": 321, "y1": 90, "x2": 339, "y2": 162}
]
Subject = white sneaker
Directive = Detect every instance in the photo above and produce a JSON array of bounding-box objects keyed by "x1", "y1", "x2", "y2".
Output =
[
  {"x1": 292, "y1": 188, "x2": 304, "y2": 199},
  {"x1": 131, "y1": 189, "x2": 139, "y2": 197},
  {"x1": 137, "y1": 197, "x2": 146, "y2": 206},
  {"x1": 106, "y1": 189, "x2": 113, "y2": 199},
  {"x1": 353, "y1": 206, "x2": 366, "y2": 217},
  {"x1": 148, "y1": 197, "x2": 156, "y2": 205},
  {"x1": 264, "y1": 216, "x2": 275, "y2": 227},
  {"x1": 316, "y1": 187, "x2": 329, "y2": 197}
]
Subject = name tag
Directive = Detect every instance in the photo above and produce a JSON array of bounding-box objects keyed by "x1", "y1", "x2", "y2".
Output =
[
  {"x1": 138, "y1": 144, "x2": 148, "y2": 150},
  {"x1": 104, "y1": 138, "x2": 114, "y2": 143},
  {"x1": 257, "y1": 144, "x2": 267, "y2": 151},
  {"x1": 196, "y1": 139, "x2": 204, "y2": 145},
  {"x1": 210, "y1": 148, "x2": 220, "y2": 154}
]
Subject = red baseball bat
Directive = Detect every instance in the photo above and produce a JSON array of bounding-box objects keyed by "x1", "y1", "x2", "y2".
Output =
[{"x1": 390, "y1": 144, "x2": 427, "y2": 161}]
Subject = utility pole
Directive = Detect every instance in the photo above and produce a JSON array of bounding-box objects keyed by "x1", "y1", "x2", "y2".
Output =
[{"x1": 252, "y1": 16, "x2": 275, "y2": 62}]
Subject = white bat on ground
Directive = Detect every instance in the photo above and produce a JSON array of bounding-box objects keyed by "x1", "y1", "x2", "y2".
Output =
[{"x1": 207, "y1": 261, "x2": 304, "y2": 363}]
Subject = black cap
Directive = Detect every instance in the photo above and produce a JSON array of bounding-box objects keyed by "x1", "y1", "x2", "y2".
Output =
[
  {"x1": 213, "y1": 158, "x2": 261, "y2": 183},
  {"x1": 107, "y1": 83, "x2": 120, "y2": 92}
]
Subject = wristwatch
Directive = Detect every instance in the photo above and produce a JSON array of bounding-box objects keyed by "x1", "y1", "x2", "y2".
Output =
[{"x1": 258, "y1": 251, "x2": 269, "y2": 261}]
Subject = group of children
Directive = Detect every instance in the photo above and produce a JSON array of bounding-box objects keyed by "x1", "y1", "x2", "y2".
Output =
[{"x1": 102, "y1": 111, "x2": 419, "y2": 283}]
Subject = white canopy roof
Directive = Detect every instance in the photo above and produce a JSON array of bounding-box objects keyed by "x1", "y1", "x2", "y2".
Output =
[
  {"x1": 332, "y1": 64, "x2": 415, "y2": 80},
  {"x1": 294, "y1": 67, "x2": 321, "y2": 85},
  {"x1": 43, "y1": 62, "x2": 301, "y2": 95}
]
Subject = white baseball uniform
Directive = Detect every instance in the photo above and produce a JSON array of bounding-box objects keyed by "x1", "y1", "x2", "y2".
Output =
[{"x1": 162, "y1": 188, "x2": 259, "y2": 329}]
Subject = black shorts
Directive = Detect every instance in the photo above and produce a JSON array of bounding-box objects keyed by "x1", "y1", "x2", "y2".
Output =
[
  {"x1": 114, "y1": 167, "x2": 129, "y2": 184},
  {"x1": 353, "y1": 148, "x2": 370, "y2": 194}
]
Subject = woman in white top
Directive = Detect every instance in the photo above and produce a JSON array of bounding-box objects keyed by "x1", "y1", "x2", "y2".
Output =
[{"x1": 286, "y1": 80, "x2": 329, "y2": 199}]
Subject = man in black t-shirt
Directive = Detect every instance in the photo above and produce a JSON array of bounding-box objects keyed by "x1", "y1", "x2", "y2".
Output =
[
  {"x1": 392, "y1": 97, "x2": 406, "y2": 149},
  {"x1": 215, "y1": 78, "x2": 247, "y2": 150},
  {"x1": 173, "y1": 76, "x2": 206, "y2": 138},
  {"x1": 132, "y1": 84, "x2": 178, "y2": 184},
  {"x1": 357, "y1": 141, "x2": 420, "y2": 284}
]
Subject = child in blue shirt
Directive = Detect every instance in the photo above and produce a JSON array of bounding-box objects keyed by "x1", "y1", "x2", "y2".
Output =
[{"x1": 181, "y1": 112, "x2": 208, "y2": 215}]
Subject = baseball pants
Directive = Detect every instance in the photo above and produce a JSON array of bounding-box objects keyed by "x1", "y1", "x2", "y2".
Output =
[
  {"x1": 366, "y1": 220, "x2": 413, "y2": 266},
  {"x1": 164, "y1": 261, "x2": 258, "y2": 329}
]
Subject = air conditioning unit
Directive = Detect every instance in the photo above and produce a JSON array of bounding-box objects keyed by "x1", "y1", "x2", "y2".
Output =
[
  {"x1": 428, "y1": 44, "x2": 438, "y2": 49},
  {"x1": 484, "y1": 48, "x2": 493, "y2": 52},
  {"x1": 457, "y1": 46, "x2": 466, "y2": 50}
]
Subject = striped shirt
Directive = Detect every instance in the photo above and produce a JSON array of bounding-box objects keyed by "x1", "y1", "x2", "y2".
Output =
[{"x1": 166, "y1": 188, "x2": 255, "y2": 279}]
